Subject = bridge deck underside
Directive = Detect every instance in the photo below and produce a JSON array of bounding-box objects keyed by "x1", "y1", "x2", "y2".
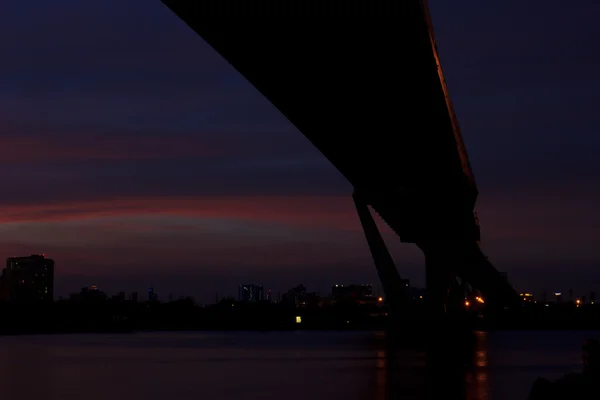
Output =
[
  {"x1": 162, "y1": 0, "x2": 518, "y2": 306},
  {"x1": 161, "y1": 1, "x2": 478, "y2": 236}
]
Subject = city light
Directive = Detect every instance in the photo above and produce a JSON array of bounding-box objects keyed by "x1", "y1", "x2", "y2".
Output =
[
  {"x1": 465, "y1": 301, "x2": 470, "y2": 307},
  {"x1": 378, "y1": 297, "x2": 383, "y2": 302},
  {"x1": 475, "y1": 296, "x2": 485, "y2": 304}
]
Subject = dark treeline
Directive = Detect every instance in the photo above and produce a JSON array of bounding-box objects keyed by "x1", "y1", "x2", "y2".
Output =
[
  {"x1": 0, "y1": 296, "x2": 394, "y2": 334},
  {"x1": 489, "y1": 301, "x2": 600, "y2": 330},
  {"x1": 1, "y1": 295, "x2": 600, "y2": 335}
]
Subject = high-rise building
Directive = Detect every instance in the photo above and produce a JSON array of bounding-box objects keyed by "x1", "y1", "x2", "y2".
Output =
[
  {"x1": 239, "y1": 284, "x2": 264, "y2": 302},
  {"x1": 0, "y1": 254, "x2": 54, "y2": 303}
]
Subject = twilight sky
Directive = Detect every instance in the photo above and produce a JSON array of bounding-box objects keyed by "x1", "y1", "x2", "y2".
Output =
[{"x1": 0, "y1": 0, "x2": 599, "y2": 302}]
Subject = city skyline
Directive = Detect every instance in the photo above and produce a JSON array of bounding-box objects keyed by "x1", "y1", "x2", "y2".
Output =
[
  {"x1": 1, "y1": 253, "x2": 591, "y2": 305},
  {"x1": 0, "y1": 251, "x2": 595, "y2": 304},
  {"x1": 1, "y1": 0, "x2": 600, "y2": 303}
]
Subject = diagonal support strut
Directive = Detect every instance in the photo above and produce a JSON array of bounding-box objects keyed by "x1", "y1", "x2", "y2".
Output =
[{"x1": 353, "y1": 189, "x2": 407, "y2": 315}]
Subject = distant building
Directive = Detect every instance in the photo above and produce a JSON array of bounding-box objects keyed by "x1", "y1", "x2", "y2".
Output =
[
  {"x1": 555, "y1": 292, "x2": 562, "y2": 303},
  {"x1": 408, "y1": 286, "x2": 426, "y2": 300},
  {"x1": 148, "y1": 288, "x2": 158, "y2": 302},
  {"x1": 131, "y1": 292, "x2": 139, "y2": 302},
  {"x1": 112, "y1": 292, "x2": 126, "y2": 302},
  {"x1": 331, "y1": 284, "x2": 373, "y2": 301},
  {"x1": 70, "y1": 285, "x2": 107, "y2": 303},
  {"x1": 0, "y1": 254, "x2": 54, "y2": 303},
  {"x1": 520, "y1": 292, "x2": 534, "y2": 303},
  {"x1": 239, "y1": 284, "x2": 264, "y2": 302},
  {"x1": 284, "y1": 284, "x2": 307, "y2": 307}
]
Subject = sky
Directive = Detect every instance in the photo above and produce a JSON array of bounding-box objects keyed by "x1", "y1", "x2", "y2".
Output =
[{"x1": 0, "y1": 0, "x2": 599, "y2": 302}]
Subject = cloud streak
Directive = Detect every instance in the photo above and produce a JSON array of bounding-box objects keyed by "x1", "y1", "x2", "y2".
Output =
[{"x1": 0, "y1": 189, "x2": 596, "y2": 299}]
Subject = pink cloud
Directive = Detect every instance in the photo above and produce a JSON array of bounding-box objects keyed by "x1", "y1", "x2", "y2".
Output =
[
  {"x1": 0, "y1": 189, "x2": 596, "y2": 246},
  {"x1": 0, "y1": 195, "x2": 360, "y2": 230},
  {"x1": 0, "y1": 190, "x2": 595, "y2": 296}
]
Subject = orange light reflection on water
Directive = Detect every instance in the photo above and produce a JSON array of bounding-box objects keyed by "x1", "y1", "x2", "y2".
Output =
[
  {"x1": 466, "y1": 331, "x2": 490, "y2": 400},
  {"x1": 367, "y1": 330, "x2": 490, "y2": 400}
]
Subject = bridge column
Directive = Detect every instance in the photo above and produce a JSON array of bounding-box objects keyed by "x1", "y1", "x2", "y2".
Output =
[
  {"x1": 423, "y1": 249, "x2": 454, "y2": 319},
  {"x1": 418, "y1": 242, "x2": 471, "y2": 322}
]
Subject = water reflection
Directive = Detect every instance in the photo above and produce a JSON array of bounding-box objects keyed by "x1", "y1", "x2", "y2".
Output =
[
  {"x1": 465, "y1": 331, "x2": 489, "y2": 400},
  {"x1": 368, "y1": 330, "x2": 490, "y2": 400},
  {"x1": 371, "y1": 351, "x2": 387, "y2": 400},
  {"x1": 0, "y1": 338, "x2": 55, "y2": 398},
  {"x1": 1, "y1": 330, "x2": 582, "y2": 400}
]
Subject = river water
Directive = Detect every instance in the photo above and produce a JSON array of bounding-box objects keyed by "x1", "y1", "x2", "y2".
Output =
[{"x1": 0, "y1": 330, "x2": 594, "y2": 400}]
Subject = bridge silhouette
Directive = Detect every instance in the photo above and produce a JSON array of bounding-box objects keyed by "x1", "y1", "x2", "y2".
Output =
[{"x1": 161, "y1": 0, "x2": 519, "y2": 317}]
